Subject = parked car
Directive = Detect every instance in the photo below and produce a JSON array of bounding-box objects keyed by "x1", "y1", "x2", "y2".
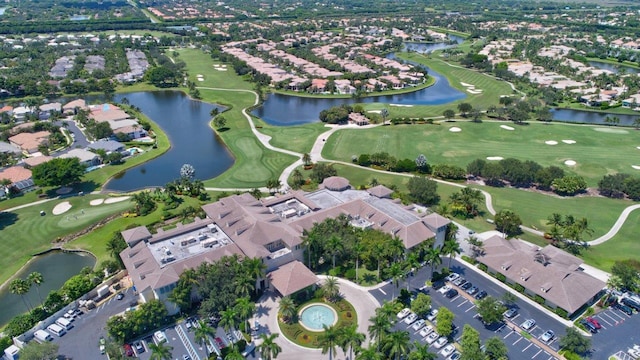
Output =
[
  {"x1": 521, "y1": 319, "x2": 536, "y2": 331},
  {"x1": 434, "y1": 337, "x2": 449, "y2": 349},
  {"x1": 397, "y1": 308, "x2": 411, "y2": 320},
  {"x1": 99, "y1": 337, "x2": 106, "y2": 355},
  {"x1": 404, "y1": 313, "x2": 418, "y2": 325},
  {"x1": 466, "y1": 286, "x2": 479, "y2": 296},
  {"x1": 183, "y1": 355, "x2": 191, "y2": 360},
  {"x1": 615, "y1": 303, "x2": 634, "y2": 315},
  {"x1": 116, "y1": 293, "x2": 125, "y2": 300},
  {"x1": 425, "y1": 332, "x2": 439, "y2": 344},
  {"x1": 427, "y1": 309, "x2": 439, "y2": 322},
  {"x1": 475, "y1": 290, "x2": 488, "y2": 300},
  {"x1": 504, "y1": 308, "x2": 518, "y2": 318},
  {"x1": 438, "y1": 285, "x2": 452, "y2": 294},
  {"x1": 134, "y1": 341, "x2": 144, "y2": 353},
  {"x1": 623, "y1": 298, "x2": 640, "y2": 311},
  {"x1": 580, "y1": 319, "x2": 597, "y2": 333},
  {"x1": 449, "y1": 352, "x2": 462, "y2": 360},
  {"x1": 540, "y1": 330, "x2": 555, "y2": 343},
  {"x1": 445, "y1": 289, "x2": 459, "y2": 299},
  {"x1": 446, "y1": 273, "x2": 460, "y2": 282},
  {"x1": 412, "y1": 319, "x2": 426, "y2": 331},
  {"x1": 123, "y1": 344, "x2": 134, "y2": 357},
  {"x1": 586, "y1": 317, "x2": 602, "y2": 329},
  {"x1": 440, "y1": 344, "x2": 456, "y2": 357},
  {"x1": 453, "y1": 277, "x2": 466, "y2": 286},
  {"x1": 154, "y1": 330, "x2": 167, "y2": 343},
  {"x1": 419, "y1": 325, "x2": 434, "y2": 337},
  {"x1": 461, "y1": 282, "x2": 472, "y2": 290},
  {"x1": 432, "y1": 281, "x2": 446, "y2": 291}
]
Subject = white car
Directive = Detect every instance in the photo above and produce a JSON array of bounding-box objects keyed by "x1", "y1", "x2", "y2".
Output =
[
  {"x1": 411, "y1": 319, "x2": 426, "y2": 331},
  {"x1": 440, "y1": 344, "x2": 456, "y2": 357},
  {"x1": 446, "y1": 273, "x2": 460, "y2": 282},
  {"x1": 438, "y1": 285, "x2": 451, "y2": 294},
  {"x1": 521, "y1": 319, "x2": 536, "y2": 331},
  {"x1": 540, "y1": 330, "x2": 555, "y2": 343},
  {"x1": 154, "y1": 330, "x2": 167, "y2": 343},
  {"x1": 419, "y1": 325, "x2": 434, "y2": 337},
  {"x1": 628, "y1": 348, "x2": 640, "y2": 359},
  {"x1": 426, "y1": 309, "x2": 439, "y2": 322},
  {"x1": 425, "y1": 332, "x2": 439, "y2": 344},
  {"x1": 434, "y1": 336, "x2": 448, "y2": 349},
  {"x1": 403, "y1": 313, "x2": 418, "y2": 325},
  {"x1": 397, "y1": 308, "x2": 411, "y2": 320}
]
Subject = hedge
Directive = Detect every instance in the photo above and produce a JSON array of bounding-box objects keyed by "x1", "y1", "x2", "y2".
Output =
[
  {"x1": 496, "y1": 272, "x2": 506, "y2": 282},
  {"x1": 534, "y1": 295, "x2": 546, "y2": 305},
  {"x1": 514, "y1": 284, "x2": 525, "y2": 293},
  {"x1": 478, "y1": 263, "x2": 488, "y2": 272},
  {"x1": 461, "y1": 255, "x2": 477, "y2": 264},
  {"x1": 555, "y1": 307, "x2": 568, "y2": 319}
]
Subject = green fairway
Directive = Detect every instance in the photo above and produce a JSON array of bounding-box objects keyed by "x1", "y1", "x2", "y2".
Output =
[
  {"x1": 259, "y1": 122, "x2": 328, "y2": 154},
  {"x1": 0, "y1": 196, "x2": 132, "y2": 285},
  {"x1": 323, "y1": 121, "x2": 640, "y2": 186},
  {"x1": 581, "y1": 210, "x2": 640, "y2": 271}
]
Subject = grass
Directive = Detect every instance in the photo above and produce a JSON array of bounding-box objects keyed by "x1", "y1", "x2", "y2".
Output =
[
  {"x1": 580, "y1": 209, "x2": 640, "y2": 271},
  {"x1": 272, "y1": 77, "x2": 435, "y2": 99},
  {"x1": 258, "y1": 122, "x2": 328, "y2": 154},
  {"x1": 322, "y1": 121, "x2": 640, "y2": 186},
  {"x1": 0, "y1": 195, "x2": 132, "y2": 285}
]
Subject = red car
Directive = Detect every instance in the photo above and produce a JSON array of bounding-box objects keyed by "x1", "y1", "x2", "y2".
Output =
[
  {"x1": 123, "y1": 344, "x2": 134, "y2": 357},
  {"x1": 586, "y1": 317, "x2": 602, "y2": 329}
]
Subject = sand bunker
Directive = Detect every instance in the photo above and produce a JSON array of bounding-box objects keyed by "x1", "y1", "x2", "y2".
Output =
[
  {"x1": 500, "y1": 125, "x2": 515, "y2": 131},
  {"x1": 90, "y1": 199, "x2": 104, "y2": 206},
  {"x1": 637, "y1": 146, "x2": 640, "y2": 150},
  {"x1": 52, "y1": 201, "x2": 72, "y2": 215},
  {"x1": 633, "y1": 165, "x2": 640, "y2": 170},
  {"x1": 390, "y1": 104, "x2": 413, "y2": 107},
  {"x1": 562, "y1": 140, "x2": 576, "y2": 144},
  {"x1": 564, "y1": 160, "x2": 577, "y2": 166},
  {"x1": 486, "y1": 156, "x2": 504, "y2": 161},
  {"x1": 594, "y1": 127, "x2": 629, "y2": 134},
  {"x1": 367, "y1": 110, "x2": 382, "y2": 114},
  {"x1": 467, "y1": 89, "x2": 483, "y2": 94},
  {"x1": 460, "y1": 82, "x2": 473, "y2": 87},
  {"x1": 449, "y1": 127, "x2": 462, "y2": 133},
  {"x1": 104, "y1": 196, "x2": 130, "y2": 204},
  {"x1": 545, "y1": 140, "x2": 558, "y2": 145}
]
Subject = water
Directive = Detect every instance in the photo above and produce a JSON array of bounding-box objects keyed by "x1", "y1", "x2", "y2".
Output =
[
  {"x1": 588, "y1": 60, "x2": 640, "y2": 74},
  {"x1": 0, "y1": 251, "x2": 96, "y2": 327},
  {"x1": 0, "y1": 8, "x2": 6, "y2": 15},
  {"x1": 402, "y1": 35, "x2": 464, "y2": 53},
  {"x1": 299, "y1": 304, "x2": 337, "y2": 331},
  {"x1": 104, "y1": 91, "x2": 234, "y2": 192},
  {"x1": 552, "y1": 108, "x2": 640, "y2": 126},
  {"x1": 69, "y1": 15, "x2": 90, "y2": 21}
]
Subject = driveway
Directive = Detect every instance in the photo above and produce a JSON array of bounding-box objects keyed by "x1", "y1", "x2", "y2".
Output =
[{"x1": 53, "y1": 118, "x2": 90, "y2": 155}]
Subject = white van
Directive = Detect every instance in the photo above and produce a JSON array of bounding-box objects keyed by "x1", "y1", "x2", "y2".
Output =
[
  {"x1": 47, "y1": 323, "x2": 66, "y2": 337},
  {"x1": 34, "y1": 329, "x2": 53, "y2": 342},
  {"x1": 55, "y1": 317, "x2": 73, "y2": 330},
  {"x1": 154, "y1": 330, "x2": 167, "y2": 343}
]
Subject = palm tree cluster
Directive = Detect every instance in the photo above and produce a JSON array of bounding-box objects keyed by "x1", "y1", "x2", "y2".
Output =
[
  {"x1": 319, "y1": 324, "x2": 366, "y2": 360},
  {"x1": 546, "y1": 213, "x2": 593, "y2": 255},
  {"x1": 9, "y1": 272, "x2": 45, "y2": 311}
]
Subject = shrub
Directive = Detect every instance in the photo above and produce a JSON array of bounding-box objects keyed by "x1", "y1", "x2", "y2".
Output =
[
  {"x1": 496, "y1": 272, "x2": 506, "y2": 282},
  {"x1": 461, "y1": 255, "x2": 477, "y2": 264},
  {"x1": 560, "y1": 350, "x2": 581, "y2": 360},
  {"x1": 534, "y1": 295, "x2": 546, "y2": 305},
  {"x1": 555, "y1": 307, "x2": 568, "y2": 319},
  {"x1": 478, "y1": 263, "x2": 488, "y2": 272},
  {"x1": 344, "y1": 269, "x2": 356, "y2": 280},
  {"x1": 514, "y1": 284, "x2": 525, "y2": 293},
  {"x1": 328, "y1": 266, "x2": 343, "y2": 277}
]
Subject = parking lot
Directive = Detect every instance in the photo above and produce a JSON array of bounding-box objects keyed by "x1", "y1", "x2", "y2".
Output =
[
  {"x1": 371, "y1": 259, "x2": 561, "y2": 359},
  {"x1": 588, "y1": 301, "x2": 640, "y2": 358}
]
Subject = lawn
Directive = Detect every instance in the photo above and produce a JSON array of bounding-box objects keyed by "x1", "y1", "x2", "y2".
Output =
[
  {"x1": 258, "y1": 122, "x2": 329, "y2": 154},
  {"x1": 322, "y1": 121, "x2": 640, "y2": 186},
  {"x1": 0, "y1": 195, "x2": 132, "y2": 285},
  {"x1": 581, "y1": 210, "x2": 640, "y2": 271}
]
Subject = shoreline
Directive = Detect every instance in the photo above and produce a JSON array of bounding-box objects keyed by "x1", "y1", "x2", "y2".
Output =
[{"x1": 271, "y1": 77, "x2": 436, "y2": 99}]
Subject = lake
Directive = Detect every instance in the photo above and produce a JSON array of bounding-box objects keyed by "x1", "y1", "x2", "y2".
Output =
[
  {"x1": 0, "y1": 251, "x2": 95, "y2": 327},
  {"x1": 104, "y1": 91, "x2": 234, "y2": 192},
  {"x1": 552, "y1": 108, "x2": 639, "y2": 125},
  {"x1": 588, "y1": 60, "x2": 640, "y2": 74}
]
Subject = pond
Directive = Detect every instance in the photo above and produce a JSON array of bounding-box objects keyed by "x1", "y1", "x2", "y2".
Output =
[
  {"x1": 0, "y1": 251, "x2": 96, "y2": 327},
  {"x1": 104, "y1": 91, "x2": 234, "y2": 192},
  {"x1": 551, "y1": 108, "x2": 640, "y2": 126},
  {"x1": 588, "y1": 60, "x2": 640, "y2": 74},
  {"x1": 69, "y1": 14, "x2": 91, "y2": 21},
  {"x1": 402, "y1": 35, "x2": 464, "y2": 53}
]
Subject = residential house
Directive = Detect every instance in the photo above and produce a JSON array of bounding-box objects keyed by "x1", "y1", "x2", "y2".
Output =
[
  {"x1": 0, "y1": 166, "x2": 34, "y2": 195},
  {"x1": 22, "y1": 155, "x2": 53, "y2": 168},
  {"x1": 622, "y1": 93, "x2": 640, "y2": 109},
  {"x1": 114, "y1": 125, "x2": 147, "y2": 140},
  {"x1": 87, "y1": 139, "x2": 125, "y2": 154},
  {"x1": 59, "y1": 148, "x2": 100, "y2": 167},
  {"x1": 0, "y1": 141, "x2": 21, "y2": 155},
  {"x1": 8, "y1": 131, "x2": 50, "y2": 154},
  {"x1": 12, "y1": 106, "x2": 34, "y2": 121},
  {"x1": 38, "y1": 103, "x2": 63, "y2": 120},
  {"x1": 348, "y1": 112, "x2": 370, "y2": 126},
  {"x1": 63, "y1": 99, "x2": 88, "y2": 115}
]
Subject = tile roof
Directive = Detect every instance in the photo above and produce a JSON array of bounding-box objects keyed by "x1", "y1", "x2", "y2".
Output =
[
  {"x1": 0, "y1": 166, "x2": 32, "y2": 183},
  {"x1": 9, "y1": 131, "x2": 50, "y2": 153},
  {"x1": 269, "y1": 260, "x2": 318, "y2": 296}
]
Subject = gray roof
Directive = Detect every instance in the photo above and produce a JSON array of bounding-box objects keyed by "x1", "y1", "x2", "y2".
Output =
[
  {"x1": 87, "y1": 139, "x2": 125, "y2": 152},
  {"x1": 0, "y1": 141, "x2": 21, "y2": 154},
  {"x1": 477, "y1": 235, "x2": 605, "y2": 313},
  {"x1": 367, "y1": 185, "x2": 394, "y2": 198},
  {"x1": 321, "y1": 176, "x2": 350, "y2": 191},
  {"x1": 59, "y1": 148, "x2": 98, "y2": 163},
  {"x1": 269, "y1": 260, "x2": 318, "y2": 296}
]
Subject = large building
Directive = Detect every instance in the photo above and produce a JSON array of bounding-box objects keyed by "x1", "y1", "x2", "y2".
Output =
[{"x1": 120, "y1": 179, "x2": 450, "y2": 313}]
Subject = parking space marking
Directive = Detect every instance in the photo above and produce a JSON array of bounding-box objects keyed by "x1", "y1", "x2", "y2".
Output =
[
  {"x1": 597, "y1": 314, "x2": 614, "y2": 326},
  {"x1": 511, "y1": 314, "x2": 520, "y2": 321},
  {"x1": 611, "y1": 309, "x2": 628, "y2": 320},
  {"x1": 503, "y1": 331, "x2": 514, "y2": 339},
  {"x1": 457, "y1": 299, "x2": 468, "y2": 307},
  {"x1": 495, "y1": 324, "x2": 506, "y2": 333},
  {"x1": 378, "y1": 288, "x2": 386, "y2": 295},
  {"x1": 450, "y1": 295, "x2": 460, "y2": 301},
  {"x1": 532, "y1": 349, "x2": 543, "y2": 358},
  {"x1": 513, "y1": 337, "x2": 523, "y2": 345},
  {"x1": 465, "y1": 305, "x2": 476, "y2": 312},
  {"x1": 523, "y1": 343, "x2": 533, "y2": 352}
]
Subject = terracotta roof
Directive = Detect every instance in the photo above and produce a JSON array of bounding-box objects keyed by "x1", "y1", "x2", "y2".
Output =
[
  {"x1": 0, "y1": 166, "x2": 32, "y2": 183},
  {"x1": 477, "y1": 235, "x2": 605, "y2": 313},
  {"x1": 8, "y1": 131, "x2": 50, "y2": 153},
  {"x1": 23, "y1": 156, "x2": 53, "y2": 167},
  {"x1": 63, "y1": 99, "x2": 87, "y2": 111},
  {"x1": 367, "y1": 185, "x2": 393, "y2": 198},
  {"x1": 321, "y1": 176, "x2": 350, "y2": 191},
  {"x1": 89, "y1": 104, "x2": 131, "y2": 123},
  {"x1": 269, "y1": 260, "x2": 318, "y2": 296}
]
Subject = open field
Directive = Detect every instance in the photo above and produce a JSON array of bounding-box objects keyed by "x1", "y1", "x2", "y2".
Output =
[
  {"x1": 259, "y1": 122, "x2": 328, "y2": 154},
  {"x1": 323, "y1": 121, "x2": 640, "y2": 186},
  {"x1": 581, "y1": 210, "x2": 640, "y2": 271},
  {"x1": 0, "y1": 195, "x2": 132, "y2": 285}
]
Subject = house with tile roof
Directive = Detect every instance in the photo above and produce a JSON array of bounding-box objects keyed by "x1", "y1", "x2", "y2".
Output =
[{"x1": 9, "y1": 131, "x2": 50, "y2": 154}]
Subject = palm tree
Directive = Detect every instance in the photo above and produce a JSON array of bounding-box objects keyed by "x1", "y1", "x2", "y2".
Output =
[
  {"x1": 377, "y1": 301, "x2": 398, "y2": 322},
  {"x1": 353, "y1": 240, "x2": 364, "y2": 282},
  {"x1": 302, "y1": 231, "x2": 320, "y2": 269},
  {"x1": 292, "y1": 169, "x2": 304, "y2": 189},
  {"x1": 442, "y1": 238, "x2": 462, "y2": 268},
  {"x1": 302, "y1": 153, "x2": 312, "y2": 167},
  {"x1": 339, "y1": 324, "x2": 365, "y2": 360},
  {"x1": 326, "y1": 235, "x2": 343, "y2": 269},
  {"x1": 356, "y1": 346, "x2": 382, "y2": 360},
  {"x1": 278, "y1": 296, "x2": 296, "y2": 323},
  {"x1": 383, "y1": 330, "x2": 411, "y2": 360},
  {"x1": 318, "y1": 325, "x2": 340, "y2": 360},
  {"x1": 234, "y1": 297, "x2": 255, "y2": 332},
  {"x1": 368, "y1": 313, "x2": 391, "y2": 350},
  {"x1": 322, "y1": 276, "x2": 340, "y2": 302},
  {"x1": 425, "y1": 247, "x2": 442, "y2": 279},
  {"x1": 219, "y1": 308, "x2": 238, "y2": 332},
  {"x1": 409, "y1": 342, "x2": 437, "y2": 360},
  {"x1": 224, "y1": 348, "x2": 244, "y2": 360},
  {"x1": 27, "y1": 272, "x2": 44, "y2": 305},
  {"x1": 9, "y1": 278, "x2": 32, "y2": 311},
  {"x1": 405, "y1": 252, "x2": 420, "y2": 290},
  {"x1": 148, "y1": 342, "x2": 173, "y2": 360},
  {"x1": 388, "y1": 263, "x2": 403, "y2": 299},
  {"x1": 244, "y1": 257, "x2": 267, "y2": 294},
  {"x1": 258, "y1": 333, "x2": 282, "y2": 360},
  {"x1": 380, "y1": 108, "x2": 389, "y2": 123},
  {"x1": 235, "y1": 272, "x2": 255, "y2": 298},
  {"x1": 193, "y1": 320, "x2": 215, "y2": 355}
]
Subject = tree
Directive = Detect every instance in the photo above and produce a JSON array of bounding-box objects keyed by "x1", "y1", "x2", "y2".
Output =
[
  {"x1": 319, "y1": 324, "x2": 340, "y2": 360},
  {"x1": 234, "y1": 297, "x2": 255, "y2": 332},
  {"x1": 180, "y1": 164, "x2": 195, "y2": 180},
  {"x1": 322, "y1": 276, "x2": 340, "y2": 302},
  {"x1": 443, "y1": 109, "x2": 455, "y2": 120},
  {"x1": 457, "y1": 103, "x2": 473, "y2": 117},
  {"x1": 484, "y1": 337, "x2": 509, "y2": 360},
  {"x1": 194, "y1": 320, "x2": 215, "y2": 356},
  {"x1": 148, "y1": 342, "x2": 173, "y2": 360},
  {"x1": 559, "y1": 327, "x2": 591, "y2": 355},
  {"x1": 408, "y1": 342, "x2": 437, "y2": 360},
  {"x1": 214, "y1": 115, "x2": 227, "y2": 129},
  {"x1": 19, "y1": 341, "x2": 59, "y2": 360},
  {"x1": 106, "y1": 232, "x2": 127, "y2": 263},
  {"x1": 435, "y1": 307, "x2": 454, "y2": 337},
  {"x1": 611, "y1": 260, "x2": 639, "y2": 290},
  {"x1": 460, "y1": 324, "x2": 483, "y2": 360},
  {"x1": 501, "y1": 292, "x2": 517, "y2": 307},
  {"x1": 407, "y1": 176, "x2": 440, "y2": 205},
  {"x1": 210, "y1": 108, "x2": 219, "y2": 117},
  {"x1": 266, "y1": 178, "x2": 281, "y2": 194},
  {"x1": 442, "y1": 237, "x2": 462, "y2": 268},
  {"x1": 494, "y1": 210, "x2": 522, "y2": 237},
  {"x1": 132, "y1": 190, "x2": 156, "y2": 216},
  {"x1": 425, "y1": 247, "x2": 442, "y2": 279},
  {"x1": 380, "y1": 108, "x2": 389, "y2": 123},
  {"x1": 279, "y1": 296, "x2": 296, "y2": 323},
  {"x1": 415, "y1": 154, "x2": 428, "y2": 172},
  {"x1": 383, "y1": 330, "x2": 411, "y2": 360},
  {"x1": 27, "y1": 271, "x2": 44, "y2": 305},
  {"x1": 476, "y1": 296, "x2": 506, "y2": 325},
  {"x1": 258, "y1": 333, "x2": 282, "y2": 360},
  {"x1": 225, "y1": 348, "x2": 244, "y2": 360},
  {"x1": 9, "y1": 278, "x2": 32, "y2": 311},
  {"x1": 338, "y1": 324, "x2": 365, "y2": 360},
  {"x1": 388, "y1": 263, "x2": 403, "y2": 299},
  {"x1": 302, "y1": 153, "x2": 312, "y2": 167},
  {"x1": 291, "y1": 169, "x2": 304, "y2": 189},
  {"x1": 411, "y1": 293, "x2": 432, "y2": 318},
  {"x1": 310, "y1": 163, "x2": 337, "y2": 183},
  {"x1": 368, "y1": 313, "x2": 391, "y2": 349},
  {"x1": 219, "y1": 308, "x2": 238, "y2": 331},
  {"x1": 32, "y1": 157, "x2": 85, "y2": 187},
  {"x1": 552, "y1": 175, "x2": 587, "y2": 196},
  {"x1": 145, "y1": 66, "x2": 178, "y2": 87}
]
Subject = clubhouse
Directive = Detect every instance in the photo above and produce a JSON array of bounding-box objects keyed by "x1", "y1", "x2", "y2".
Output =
[{"x1": 120, "y1": 177, "x2": 450, "y2": 313}]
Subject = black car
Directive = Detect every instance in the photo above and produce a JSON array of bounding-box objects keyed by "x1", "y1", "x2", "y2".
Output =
[
  {"x1": 615, "y1": 302, "x2": 634, "y2": 315},
  {"x1": 461, "y1": 282, "x2": 473, "y2": 290},
  {"x1": 445, "y1": 289, "x2": 459, "y2": 299},
  {"x1": 116, "y1": 293, "x2": 125, "y2": 300},
  {"x1": 432, "y1": 281, "x2": 446, "y2": 291},
  {"x1": 622, "y1": 298, "x2": 640, "y2": 311},
  {"x1": 475, "y1": 290, "x2": 488, "y2": 300},
  {"x1": 579, "y1": 319, "x2": 597, "y2": 333}
]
